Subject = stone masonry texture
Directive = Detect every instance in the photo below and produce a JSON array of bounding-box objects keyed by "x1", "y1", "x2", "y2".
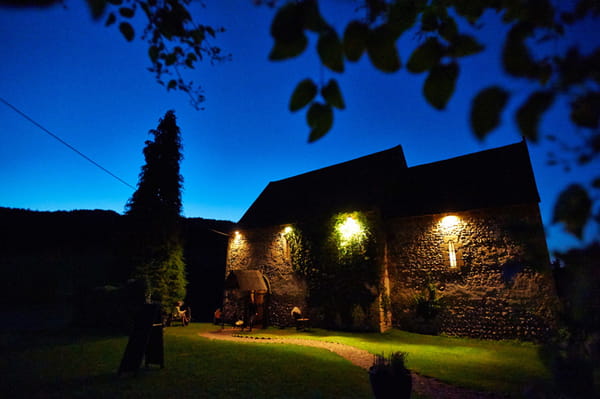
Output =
[{"x1": 225, "y1": 204, "x2": 558, "y2": 340}]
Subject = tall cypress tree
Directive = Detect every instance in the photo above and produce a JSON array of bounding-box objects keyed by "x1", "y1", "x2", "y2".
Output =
[{"x1": 125, "y1": 110, "x2": 186, "y2": 312}]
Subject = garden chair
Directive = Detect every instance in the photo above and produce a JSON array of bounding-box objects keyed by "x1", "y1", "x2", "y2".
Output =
[{"x1": 167, "y1": 302, "x2": 191, "y2": 326}]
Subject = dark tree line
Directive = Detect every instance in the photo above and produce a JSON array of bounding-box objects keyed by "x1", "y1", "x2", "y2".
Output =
[{"x1": 0, "y1": 207, "x2": 233, "y2": 322}]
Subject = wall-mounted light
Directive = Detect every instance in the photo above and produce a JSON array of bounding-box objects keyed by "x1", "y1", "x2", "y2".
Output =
[
  {"x1": 336, "y1": 215, "x2": 366, "y2": 248},
  {"x1": 230, "y1": 230, "x2": 244, "y2": 250},
  {"x1": 439, "y1": 215, "x2": 461, "y2": 268},
  {"x1": 339, "y1": 216, "x2": 362, "y2": 240},
  {"x1": 440, "y1": 215, "x2": 459, "y2": 229},
  {"x1": 283, "y1": 226, "x2": 293, "y2": 234}
]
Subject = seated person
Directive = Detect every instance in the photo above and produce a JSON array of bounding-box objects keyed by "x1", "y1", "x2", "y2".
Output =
[
  {"x1": 214, "y1": 308, "x2": 222, "y2": 325},
  {"x1": 175, "y1": 301, "x2": 190, "y2": 325}
]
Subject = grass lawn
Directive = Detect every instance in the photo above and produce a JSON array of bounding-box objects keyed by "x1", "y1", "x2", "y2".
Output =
[
  {"x1": 238, "y1": 326, "x2": 552, "y2": 395},
  {"x1": 0, "y1": 323, "x2": 551, "y2": 398},
  {"x1": 0, "y1": 323, "x2": 372, "y2": 399}
]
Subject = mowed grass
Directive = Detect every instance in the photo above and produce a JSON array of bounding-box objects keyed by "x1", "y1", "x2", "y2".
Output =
[
  {"x1": 0, "y1": 323, "x2": 372, "y2": 399},
  {"x1": 241, "y1": 327, "x2": 551, "y2": 395},
  {"x1": 0, "y1": 323, "x2": 551, "y2": 398}
]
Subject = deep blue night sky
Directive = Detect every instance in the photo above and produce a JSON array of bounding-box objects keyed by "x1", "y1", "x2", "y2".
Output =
[{"x1": 0, "y1": 1, "x2": 597, "y2": 252}]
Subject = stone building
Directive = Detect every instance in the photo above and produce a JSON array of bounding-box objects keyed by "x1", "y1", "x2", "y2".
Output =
[{"x1": 224, "y1": 141, "x2": 558, "y2": 340}]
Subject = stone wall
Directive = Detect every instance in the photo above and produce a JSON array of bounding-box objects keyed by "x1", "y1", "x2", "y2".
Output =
[
  {"x1": 386, "y1": 204, "x2": 558, "y2": 341},
  {"x1": 224, "y1": 203, "x2": 558, "y2": 340},
  {"x1": 226, "y1": 225, "x2": 308, "y2": 327}
]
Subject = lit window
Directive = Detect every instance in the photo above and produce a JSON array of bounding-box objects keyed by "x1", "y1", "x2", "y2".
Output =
[{"x1": 448, "y1": 241, "x2": 457, "y2": 268}]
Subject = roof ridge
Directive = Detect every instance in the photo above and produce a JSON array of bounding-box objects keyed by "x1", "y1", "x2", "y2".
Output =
[
  {"x1": 408, "y1": 141, "x2": 526, "y2": 170},
  {"x1": 270, "y1": 144, "x2": 406, "y2": 185},
  {"x1": 238, "y1": 140, "x2": 539, "y2": 228}
]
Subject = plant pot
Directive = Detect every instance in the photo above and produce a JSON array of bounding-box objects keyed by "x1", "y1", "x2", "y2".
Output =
[{"x1": 369, "y1": 369, "x2": 412, "y2": 399}]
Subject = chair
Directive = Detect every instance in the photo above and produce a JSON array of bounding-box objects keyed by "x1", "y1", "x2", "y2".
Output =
[
  {"x1": 168, "y1": 302, "x2": 191, "y2": 326},
  {"x1": 291, "y1": 306, "x2": 310, "y2": 331}
]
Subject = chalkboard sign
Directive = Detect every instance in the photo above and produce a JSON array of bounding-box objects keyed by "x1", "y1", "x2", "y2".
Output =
[
  {"x1": 118, "y1": 304, "x2": 164, "y2": 375},
  {"x1": 145, "y1": 322, "x2": 164, "y2": 367}
]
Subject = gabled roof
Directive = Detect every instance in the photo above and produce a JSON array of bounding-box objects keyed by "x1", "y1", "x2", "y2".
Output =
[
  {"x1": 238, "y1": 141, "x2": 540, "y2": 228},
  {"x1": 238, "y1": 145, "x2": 407, "y2": 228},
  {"x1": 385, "y1": 140, "x2": 540, "y2": 218}
]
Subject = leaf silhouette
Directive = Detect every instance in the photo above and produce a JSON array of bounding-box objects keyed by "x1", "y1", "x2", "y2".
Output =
[
  {"x1": 289, "y1": 79, "x2": 317, "y2": 112},
  {"x1": 119, "y1": 22, "x2": 135, "y2": 42},
  {"x1": 423, "y1": 63, "x2": 459, "y2": 110},
  {"x1": 307, "y1": 102, "x2": 333, "y2": 142},
  {"x1": 343, "y1": 21, "x2": 368, "y2": 62},
  {"x1": 318, "y1": 29, "x2": 344, "y2": 72},
  {"x1": 321, "y1": 79, "x2": 345, "y2": 110},
  {"x1": 470, "y1": 87, "x2": 510, "y2": 139},
  {"x1": 516, "y1": 91, "x2": 555, "y2": 141},
  {"x1": 553, "y1": 184, "x2": 591, "y2": 239}
]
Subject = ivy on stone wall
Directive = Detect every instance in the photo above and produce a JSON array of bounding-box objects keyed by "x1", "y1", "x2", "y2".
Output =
[
  {"x1": 329, "y1": 212, "x2": 371, "y2": 260},
  {"x1": 284, "y1": 211, "x2": 382, "y2": 330},
  {"x1": 283, "y1": 227, "x2": 314, "y2": 276}
]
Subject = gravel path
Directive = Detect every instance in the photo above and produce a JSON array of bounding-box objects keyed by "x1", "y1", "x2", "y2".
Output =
[{"x1": 199, "y1": 330, "x2": 508, "y2": 399}]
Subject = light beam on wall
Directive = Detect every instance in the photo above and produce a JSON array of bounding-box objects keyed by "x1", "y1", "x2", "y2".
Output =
[{"x1": 438, "y1": 215, "x2": 461, "y2": 268}]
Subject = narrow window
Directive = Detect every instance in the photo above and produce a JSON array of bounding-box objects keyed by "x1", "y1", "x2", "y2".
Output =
[{"x1": 448, "y1": 240, "x2": 457, "y2": 268}]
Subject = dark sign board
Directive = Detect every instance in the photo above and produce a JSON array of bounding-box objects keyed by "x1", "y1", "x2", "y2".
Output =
[{"x1": 118, "y1": 304, "x2": 164, "y2": 375}]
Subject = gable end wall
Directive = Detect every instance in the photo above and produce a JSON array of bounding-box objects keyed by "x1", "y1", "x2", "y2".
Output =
[{"x1": 386, "y1": 203, "x2": 558, "y2": 341}]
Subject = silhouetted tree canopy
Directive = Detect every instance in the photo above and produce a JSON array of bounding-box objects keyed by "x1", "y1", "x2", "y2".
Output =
[
  {"x1": 125, "y1": 110, "x2": 186, "y2": 311},
  {"x1": 2, "y1": 0, "x2": 598, "y2": 240},
  {"x1": 0, "y1": 0, "x2": 229, "y2": 110}
]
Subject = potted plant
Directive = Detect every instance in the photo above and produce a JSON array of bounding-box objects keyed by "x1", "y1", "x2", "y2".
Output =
[{"x1": 368, "y1": 352, "x2": 412, "y2": 399}]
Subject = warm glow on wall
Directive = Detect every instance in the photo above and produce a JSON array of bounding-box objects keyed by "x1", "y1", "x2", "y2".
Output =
[
  {"x1": 338, "y1": 216, "x2": 363, "y2": 243},
  {"x1": 439, "y1": 216, "x2": 462, "y2": 269},
  {"x1": 440, "y1": 215, "x2": 459, "y2": 229}
]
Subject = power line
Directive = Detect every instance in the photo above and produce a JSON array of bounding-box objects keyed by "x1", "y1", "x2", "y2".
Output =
[{"x1": 0, "y1": 97, "x2": 135, "y2": 190}]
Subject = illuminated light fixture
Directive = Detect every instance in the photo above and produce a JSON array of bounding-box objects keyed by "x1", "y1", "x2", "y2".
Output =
[
  {"x1": 338, "y1": 216, "x2": 362, "y2": 242},
  {"x1": 440, "y1": 215, "x2": 459, "y2": 229},
  {"x1": 283, "y1": 226, "x2": 293, "y2": 234},
  {"x1": 234, "y1": 231, "x2": 241, "y2": 239}
]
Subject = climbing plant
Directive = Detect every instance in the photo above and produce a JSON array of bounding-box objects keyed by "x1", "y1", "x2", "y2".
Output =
[
  {"x1": 284, "y1": 211, "x2": 383, "y2": 330},
  {"x1": 283, "y1": 225, "x2": 314, "y2": 276}
]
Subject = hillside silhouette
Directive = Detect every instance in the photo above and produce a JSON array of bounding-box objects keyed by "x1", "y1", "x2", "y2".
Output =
[{"x1": 0, "y1": 207, "x2": 234, "y2": 324}]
